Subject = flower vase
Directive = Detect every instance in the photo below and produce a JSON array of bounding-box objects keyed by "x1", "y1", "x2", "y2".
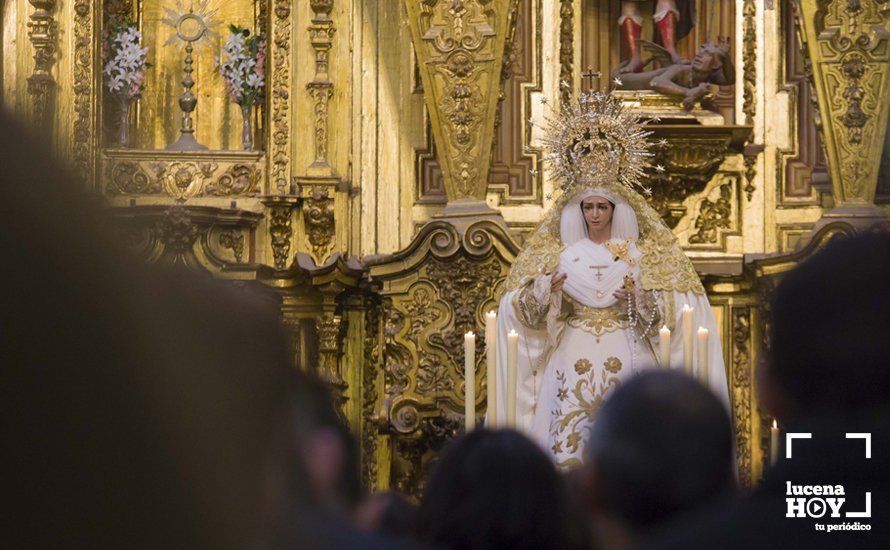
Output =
[
  {"x1": 117, "y1": 96, "x2": 132, "y2": 148},
  {"x1": 240, "y1": 103, "x2": 253, "y2": 150}
]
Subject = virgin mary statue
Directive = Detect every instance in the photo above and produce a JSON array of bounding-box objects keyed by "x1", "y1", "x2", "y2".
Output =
[{"x1": 493, "y1": 92, "x2": 729, "y2": 468}]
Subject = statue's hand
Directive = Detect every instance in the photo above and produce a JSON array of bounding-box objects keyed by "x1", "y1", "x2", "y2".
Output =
[
  {"x1": 614, "y1": 288, "x2": 636, "y2": 311},
  {"x1": 682, "y1": 84, "x2": 710, "y2": 111}
]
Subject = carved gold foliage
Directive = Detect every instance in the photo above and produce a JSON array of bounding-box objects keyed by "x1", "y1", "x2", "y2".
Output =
[
  {"x1": 406, "y1": 0, "x2": 514, "y2": 200},
  {"x1": 270, "y1": 1, "x2": 292, "y2": 191},
  {"x1": 205, "y1": 164, "x2": 260, "y2": 196},
  {"x1": 103, "y1": 154, "x2": 264, "y2": 199},
  {"x1": 160, "y1": 162, "x2": 218, "y2": 201},
  {"x1": 218, "y1": 230, "x2": 245, "y2": 263},
  {"x1": 308, "y1": 85, "x2": 334, "y2": 168},
  {"x1": 742, "y1": 0, "x2": 757, "y2": 126},
  {"x1": 369, "y1": 221, "x2": 519, "y2": 496},
  {"x1": 383, "y1": 305, "x2": 411, "y2": 397},
  {"x1": 416, "y1": 354, "x2": 453, "y2": 394},
  {"x1": 648, "y1": 137, "x2": 732, "y2": 228},
  {"x1": 558, "y1": 0, "x2": 573, "y2": 104},
  {"x1": 302, "y1": 187, "x2": 335, "y2": 262},
  {"x1": 426, "y1": 256, "x2": 500, "y2": 362},
  {"x1": 72, "y1": 0, "x2": 96, "y2": 184},
  {"x1": 155, "y1": 205, "x2": 199, "y2": 256},
  {"x1": 317, "y1": 311, "x2": 347, "y2": 403},
  {"x1": 690, "y1": 181, "x2": 734, "y2": 245},
  {"x1": 794, "y1": 0, "x2": 890, "y2": 205},
  {"x1": 107, "y1": 161, "x2": 164, "y2": 195},
  {"x1": 732, "y1": 307, "x2": 753, "y2": 488},
  {"x1": 362, "y1": 297, "x2": 383, "y2": 490},
  {"x1": 266, "y1": 202, "x2": 294, "y2": 271}
]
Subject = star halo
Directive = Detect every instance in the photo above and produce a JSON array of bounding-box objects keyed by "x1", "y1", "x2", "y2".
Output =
[{"x1": 539, "y1": 89, "x2": 654, "y2": 198}]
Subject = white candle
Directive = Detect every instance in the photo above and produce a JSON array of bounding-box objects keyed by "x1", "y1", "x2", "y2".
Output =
[
  {"x1": 682, "y1": 305, "x2": 694, "y2": 374},
  {"x1": 464, "y1": 331, "x2": 476, "y2": 431},
  {"x1": 696, "y1": 326, "x2": 709, "y2": 385},
  {"x1": 485, "y1": 311, "x2": 498, "y2": 427},
  {"x1": 659, "y1": 325, "x2": 671, "y2": 368},
  {"x1": 770, "y1": 419, "x2": 780, "y2": 467},
  {"x1": 506, "y1": 329, "x2": 519, "y2": 428}
]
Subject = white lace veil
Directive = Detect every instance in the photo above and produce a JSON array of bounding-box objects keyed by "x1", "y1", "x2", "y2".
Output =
[{"x1": 559, "y1": 187, "x2": 640, "y2": 246}]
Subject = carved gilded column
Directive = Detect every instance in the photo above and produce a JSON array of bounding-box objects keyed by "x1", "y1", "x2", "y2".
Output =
[
  {"x1": 293, "y1": 0, "x2": 341, "y2": 267},
  {"x1": 26, "y1": 0, "x2": 57, "y2": 134},
  {"x1": 794, "y1": 0, "x2": 890, "y2": 223},
  {"x1": 306, "y1": 0, "x2": 335, "y2": 175},
  {"x1": 269, "y1": 1, "x2": 293, "y2": 193},
  {"x1": 731, "y1": 306, "x2": 754, "y2": 488},
  {"x1": 72, "y1": 0, "x2": 98, "y2": 186},
  {"x1": 405, "y1": 0, "x2": 514, "y2": 217},
  {"x1": 741, "y1": 0, "x2": 761, "y2": 202},
  {"x1": 311, "y1": 255, "x2": 366, "y2": 412},
  {"x1": 316, "y1": 310, "x2": 347, "y2": 404}
]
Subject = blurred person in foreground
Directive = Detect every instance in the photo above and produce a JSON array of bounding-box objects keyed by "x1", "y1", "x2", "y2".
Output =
[
  {"x1": 355, "y1": 491, "x2": 418, "y2": 542},
  {"x1": 416, "y1": 429, "x2": 590, "y2": 550},
  {"x1": 1, "y1": 110, "x2": 300, "y2": 548},
  {"x1": 279, "y1": 375, "x2": 389, "y2": 549},
  {"x1": 647, "y1": 232, "x2": 890, "y2": 549},
  {"x1": 578, "y1": 371, "x2": 734, "y2": 550}
]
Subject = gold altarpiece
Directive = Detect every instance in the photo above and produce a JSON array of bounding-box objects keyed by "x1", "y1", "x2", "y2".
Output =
[{"x1": 2, "y1": 0, "x2": 887, "y2": 498}]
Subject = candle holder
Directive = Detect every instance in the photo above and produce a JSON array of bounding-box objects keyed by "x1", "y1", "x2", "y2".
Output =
[{"x1": 161, "y1": 1, "x2": 221, "y2": 151}]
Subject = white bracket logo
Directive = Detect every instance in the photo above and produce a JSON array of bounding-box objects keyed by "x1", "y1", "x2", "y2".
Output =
[{"x1": 784, "y1": 432, "x2": 871, "y2": 519}]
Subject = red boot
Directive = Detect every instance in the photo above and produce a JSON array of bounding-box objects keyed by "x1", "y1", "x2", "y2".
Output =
[
  {"x1": 656, "y1": 11, "x2": 686, "y2": 65},
  {"x1": 620, "y1": 18, "x2": 644, "y2": 73}
]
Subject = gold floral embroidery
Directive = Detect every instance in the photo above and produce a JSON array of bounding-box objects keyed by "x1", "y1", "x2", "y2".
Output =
[
  {"x1": 605, "y1": 239, "x2": 636, "y2": 265},
  {"x1": 565, "y1": 302, "x2": 628, "y2": 342},
  {"x1": 604, "y1": 356, "x2": 622, "y2": 373},
  {"x1": 549, "y1": 358, "x2": 623, "y2": 468},
  {"x1": 574, "y1": 358, "x2": 592, "y2": 375}
]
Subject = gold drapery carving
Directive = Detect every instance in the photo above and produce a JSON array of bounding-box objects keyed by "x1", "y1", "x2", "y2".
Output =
[
  {"x1": 405, "y1": 0, "x2": 514, "y2": 204},
  {"x1": 418, "y1": 0, "x2": 543, "y2": 206},
  {"x1": 794, "y1": 0, "x2": 890, "y2": 206}
]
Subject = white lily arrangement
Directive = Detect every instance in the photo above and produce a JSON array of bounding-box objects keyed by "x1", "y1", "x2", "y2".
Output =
[
  {"x1": 103, "y1": 19, "x2": 150, "y2": 99},
  {"x1": 217, "y1": 25, "x2": 266, "y2": 108}
]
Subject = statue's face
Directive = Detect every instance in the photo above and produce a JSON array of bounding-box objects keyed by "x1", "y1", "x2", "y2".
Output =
[
  {"x1": 581, "y1": 196, "x2": 614, "y2": 232},
  {"x1": 692, "y1": 46, "x2": 721, "y2": 73}
]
